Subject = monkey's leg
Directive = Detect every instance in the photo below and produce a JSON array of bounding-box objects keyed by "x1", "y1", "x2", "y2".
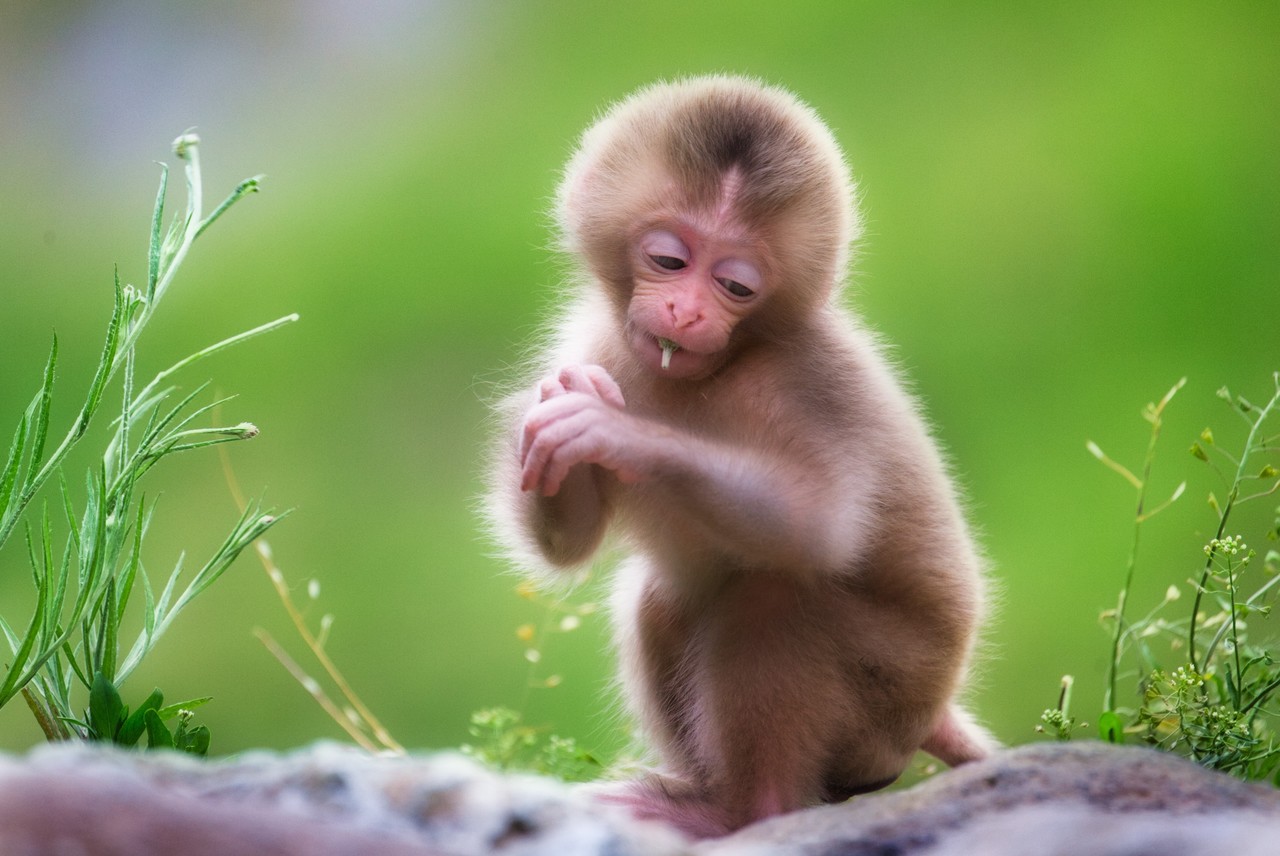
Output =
[{"x1": 687, "y1": 572, "x2": 843, "y2": 831}]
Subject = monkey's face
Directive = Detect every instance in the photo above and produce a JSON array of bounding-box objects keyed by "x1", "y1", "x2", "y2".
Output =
[{"x1": 625, "y1": 221, "x2": 765, "y2": 380}]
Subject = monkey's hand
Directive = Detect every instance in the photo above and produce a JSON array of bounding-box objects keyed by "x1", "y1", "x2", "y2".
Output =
[
  {"x1": 533, "y1": 364, "x2": 626, "y2": 409},
  {"x1": 521, "y1": 365, "x2": 666, "y2": 496}
]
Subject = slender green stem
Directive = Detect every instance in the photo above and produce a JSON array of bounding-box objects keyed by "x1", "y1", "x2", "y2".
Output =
[
  {"x1": 1190, "y1": 379, "x2": 1280, "y2": 670},
  {"x1": 1104, "y1": 379, "x2": 1183, "y2": 712},
  {"x1": 129, "y1": 314, "x2": 299, "y2": 414},
  {"x1": 1228, "y1": 555, "x2": 1243, "y2": 704}
]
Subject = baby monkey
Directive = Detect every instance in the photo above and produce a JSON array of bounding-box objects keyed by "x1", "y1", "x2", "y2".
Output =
[{"x1": 489, "y1": 75, "x2": 994, "y2": 838}]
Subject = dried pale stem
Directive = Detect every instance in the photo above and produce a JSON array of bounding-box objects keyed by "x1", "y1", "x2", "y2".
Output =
[
  {"x1": 220, "y1": 447, "x2": 404, "y2": 754},
  {"x1": 254, "y1": 629, "x2": 379, "y2": 753},
  {"x1": 21, "y1": 686, "x2": 69, "y2": 741}
]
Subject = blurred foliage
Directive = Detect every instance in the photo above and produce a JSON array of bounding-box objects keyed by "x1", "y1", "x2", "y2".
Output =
[
  {"x1": 0, "y1": 0, "x2": 1277, "y2": 760},
  {"x1": 1043, "y1": 378, "x2": 1280, "y2": 782}
]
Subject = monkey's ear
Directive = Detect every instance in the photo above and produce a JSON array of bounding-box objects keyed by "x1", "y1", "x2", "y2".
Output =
[{"x1": 556, "y1": 157, "x2": 597, "y2": 236}]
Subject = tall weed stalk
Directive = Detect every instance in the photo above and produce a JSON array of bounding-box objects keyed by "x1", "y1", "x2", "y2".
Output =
[{"x1": 0, "y1": 134, "x2": 296, "y2": 749}]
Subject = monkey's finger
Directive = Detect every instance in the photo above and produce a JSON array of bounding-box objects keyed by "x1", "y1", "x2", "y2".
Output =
[
  {"x1": 520, "y1": 392, "x2": 595, "y2": 466},
  {"x1": 583, "y1": 365, "x2": 626, "y2": 409},
  {"x1": 557, "y1": 365, "x2": 597, "y2": 396},
  {"x1": 538, "y1": 375, "x2": 568, "y2": 402},
  {"x1": 538, "y1": 431, "x2": 605, "y2": 496},
  {"x1": 521, "y1": 410, "x2": 598, "y2": 494},
  {"x1": 520, "y1": 395, "x2": 594, "y2": 479}
]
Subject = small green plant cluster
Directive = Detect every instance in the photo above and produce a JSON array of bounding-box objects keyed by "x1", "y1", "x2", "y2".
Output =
[
  {"x1": 0, "y1": 134, "x2": 295, "y2": 749},
  {"x1": 1044, "y1": 374, "x2": 1280, "y2": 781},
  {"x1": 462, "y1": 706, "x2": 601, "y2": 782},
  {"x1": 81, "y1": 671, "x2": 210, "y2": 755},
  {"x1": 461, "y1": 581, "x2": 605, "y2": 781}
]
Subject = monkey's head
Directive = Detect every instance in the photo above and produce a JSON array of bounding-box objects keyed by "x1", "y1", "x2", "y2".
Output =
[{"x1": 556, "y1": 76, "x2": 860, "y2": 380}]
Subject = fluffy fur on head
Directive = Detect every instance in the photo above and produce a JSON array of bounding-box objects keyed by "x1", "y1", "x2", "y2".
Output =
[{"x1": 556, "y1": 75, "x2": 861, "y2": 313}]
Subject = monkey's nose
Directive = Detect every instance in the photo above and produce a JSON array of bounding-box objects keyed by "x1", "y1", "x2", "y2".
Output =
[{"x1": 667, "y1": 301, "x2": 703, "y2": 329}]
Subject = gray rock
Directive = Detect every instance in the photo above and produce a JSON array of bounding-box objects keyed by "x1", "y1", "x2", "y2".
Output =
[
  {"x1": 0, "y1": 742, "x2": 684, "y2": 856},
  {"x1": 0, "y1": 741, "x2": 1277, "y2": 855},
  {"x1": 701, "y1": 741, "x2": 1280, "y2": 856}
]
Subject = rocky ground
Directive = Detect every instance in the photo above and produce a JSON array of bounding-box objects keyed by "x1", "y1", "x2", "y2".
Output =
[{"x1": 0, "y1": 740, "x2": 1277, "y2": 855}]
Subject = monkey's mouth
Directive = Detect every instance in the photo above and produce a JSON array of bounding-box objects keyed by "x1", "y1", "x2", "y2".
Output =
[{"x1": 634, "y1": 329, "x2": 707, "y2": 378}]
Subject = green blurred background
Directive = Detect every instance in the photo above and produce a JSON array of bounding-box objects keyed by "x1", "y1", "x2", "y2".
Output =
[{"x1": 0, "y1": 1, "x2": 1277, "y2": 760}]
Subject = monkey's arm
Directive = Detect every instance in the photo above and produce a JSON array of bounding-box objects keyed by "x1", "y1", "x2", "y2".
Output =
[
  {"x1": 521, "y1": 391, "x2": 868, "y2": 572},
  {"x1": 510, "y1": 364, "x2": 624, "y2": 568},
  {"x1": 518, "y1": 463, "x2": 613, "y2": 567}
]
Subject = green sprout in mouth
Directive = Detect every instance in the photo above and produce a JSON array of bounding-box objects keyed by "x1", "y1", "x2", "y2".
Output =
[{"x1": 657, "y1": 337, "x2": 679, "y2": 370}]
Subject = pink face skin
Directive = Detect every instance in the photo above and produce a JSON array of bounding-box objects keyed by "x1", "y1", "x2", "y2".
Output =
[{"x1": 626, "y1": 222, "x2": 766, "y2": 380}]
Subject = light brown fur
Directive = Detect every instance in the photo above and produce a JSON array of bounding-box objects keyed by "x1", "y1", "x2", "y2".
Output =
[{"x1": 487, "y1": 75, "x2": 994, "y2": 839}]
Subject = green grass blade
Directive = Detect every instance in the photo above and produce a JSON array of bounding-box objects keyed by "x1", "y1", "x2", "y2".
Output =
[
  {"x1": 0, "y1": 613, "x2": 20, "y2": 655},
  {"x1": 73, "y1": 271, "x2": 126, "y2": 441},
  {"x1": 61, "y1": 639, "x2": 89, "y2": 689},
  {"x1": 129, "y1": 314, "x2": 298, "y2": 415},
  {"x1": 154, "y1": 552, "x2": 186, "y2": 623},
  {"x1": 155, "y1": 696, "x2": 211, "y2": 719},
  {"x1": 24, "y1": 517, "x2": 40, "y2": 591},
  {"x1": 24, "y1": 337, "x2": 58, "y2": 491},
  {"x1": 45, "y1": 527, "x2": 72, "y2": 652},
  {"x1": 0, "y1": 412, "x2": 29, "y2": 527},
  {"x1": 115, "y1": 501, "x2": 146, "y2": 622},
  {"x1": 0, "y1": 570, "x2": 48, "y2": 707},
  {"x1": 118, "y1": 688, "x2": 164, "y2": 746},
  {"x1": 136, "y1": 383, "x2": 211, "y2": 451},
  {"x1": 112, "y1": 345, "x2": 136, "y2": 484},
  {"x1": 195, "y1": 175, "x2": 262, "y2": 239},
  {"x1": 98, "y1": 583, "x2": 118, "y2": 683},
  {"x1": 59, "y1": 472, "x2": 79, "y2": 553},
  {"x1": 142, "y1": 557, "x2": 157, "y2": 640},
  {"x1": 174, "y1": 504, "x2": 282, "y2": 611},
  {"x1": 23, "y1": 335, "x2": 58, "y2": 493},
  {"x1": 147, "y1": 163, "x2": 169, "y2": 301}
]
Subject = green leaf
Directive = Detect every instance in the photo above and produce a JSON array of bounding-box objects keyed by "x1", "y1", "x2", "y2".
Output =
[
  {"x1": 118, "y1": 688, "x2": 164, "y2": 747},
  {"x1": 1098, "y1": 711, "x2": 1126, "y2": 744},
  {"x1": 98, "y1": 584, "x2": 118, "y2": 683},
  {"x1": 61, "y1": 640, "x2": 89, "y2": 689},
  {"x1": 73, "y1": 271, "x2": 126, "y2": 441},
  {"x1": 0, "y1": 412, "x2": 29, "y2": 524},
  {"x1": 23, "y1": 334, "x2": 58, "y2": 492},
  {"x1": 39, "y1": 507, "x2": 59, "y2": 647},
  {"x1": 0, "y1": 568, "x2": 47, "y2": 708},
  {"x1": 144, "y1": 709, "x2": 174, "y2": 750},
  {"x1": 115, "y1": 502, "x2": 146, "y2": 623},
  {"x1": 195, "y1": 175, "x2": 263, "y2": 239},
  {"x1": 154, "y1": 696, "x2": 212, "y2": 720},
  {"x1": 147, "y1": 163, "x2": 169, "y2": 301},
  {"x1": 179, "y1": 724, "x2": 211, "y2": 756},
  {"x1": 88, "y1": 671, "x2": 124, "y2": 741},
  {"x1": 0, "y1": 614, "x2": 20, "y2": 655}
]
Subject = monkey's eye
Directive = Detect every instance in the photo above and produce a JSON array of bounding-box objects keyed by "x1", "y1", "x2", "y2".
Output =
[
  {"x1": 651, "y1": 255, "x2": 687, "y2": 271},
  {"x1": 712, "y1": 259, "x2": 762, "y2": 301},
  {"x1": 717, "y1": 278, "x2": 755, "y2": 298}
]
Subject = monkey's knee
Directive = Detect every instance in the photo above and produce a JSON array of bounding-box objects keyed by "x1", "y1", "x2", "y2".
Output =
[{"x1": 921, "y1": 704, "x2": 998, "y2": 767}]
